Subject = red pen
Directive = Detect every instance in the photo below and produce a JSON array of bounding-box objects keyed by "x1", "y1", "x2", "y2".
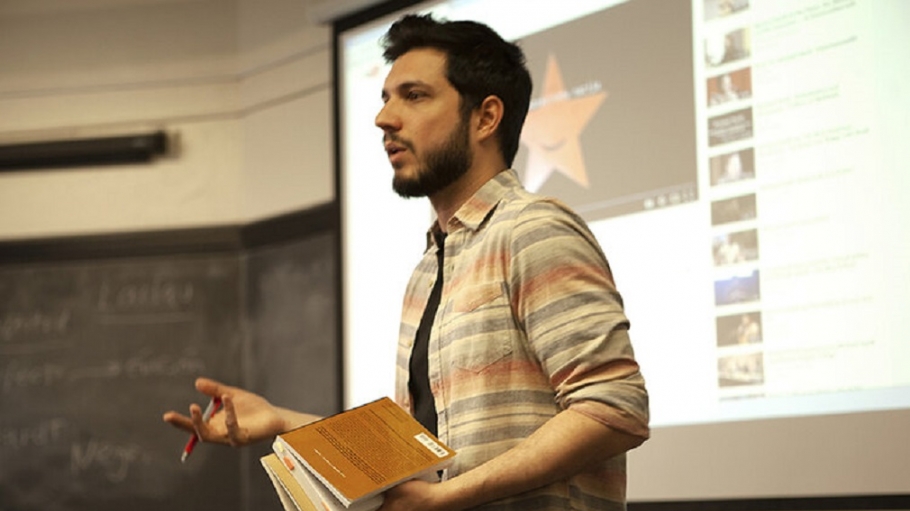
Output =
[{"x1": 180, "y1": 396, "x2": 222, "y2": 463}]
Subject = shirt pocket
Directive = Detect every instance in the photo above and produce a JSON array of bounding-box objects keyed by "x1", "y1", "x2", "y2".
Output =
[{"x1": 441, "y1": 282, "x2": 515, "y2": 373}]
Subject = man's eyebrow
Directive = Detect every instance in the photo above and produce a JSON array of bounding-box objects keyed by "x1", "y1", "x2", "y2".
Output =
[{"x1": 381, "y1": 80, "x2": 432, "y2": 99}]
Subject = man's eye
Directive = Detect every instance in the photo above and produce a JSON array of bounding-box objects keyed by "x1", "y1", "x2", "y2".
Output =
[{"x1": 407, "y1": 91, "x2": 424, "y2": 100}]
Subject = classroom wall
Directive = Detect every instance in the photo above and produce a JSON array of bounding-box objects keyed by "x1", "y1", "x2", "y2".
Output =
[
  {"x1": 0, "y1": 4, "x2": 354, "y2": 508},
  {"x1": 0, "y1": 0, "x2": 336, "y2": 241}
]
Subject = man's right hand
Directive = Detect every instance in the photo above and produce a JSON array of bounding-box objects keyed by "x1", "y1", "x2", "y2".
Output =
[{"x1": 162, "y1": 377, "x2": 292, "y2": 447}]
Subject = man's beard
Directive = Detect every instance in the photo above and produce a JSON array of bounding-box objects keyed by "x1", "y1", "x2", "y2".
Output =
[{"x1": 391, "y1": 116, "x2": 473, "y2": 199}]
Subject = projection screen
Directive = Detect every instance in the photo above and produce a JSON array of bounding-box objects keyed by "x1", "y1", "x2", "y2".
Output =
[{"x1": 336, "y1": 0, "x2": 910, "y2": 502}]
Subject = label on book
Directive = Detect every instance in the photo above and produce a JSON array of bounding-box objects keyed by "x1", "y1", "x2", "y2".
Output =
[{"x1": 414, "y1": 433, "x2": 449, "y2": 458}]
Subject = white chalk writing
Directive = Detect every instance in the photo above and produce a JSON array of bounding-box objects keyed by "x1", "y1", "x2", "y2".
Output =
[
  {"x1": 0, "y1": 418, "x2": 68, "y2": 450},
  {"x1": 0, "y1": 310, "x2": 71, "y2": 342},
  {"x1": 71, "y1": 438, "x2": 147, "y2": 483},
  {"x1": 98, "y1": 278, "x2": 194, "y2": 313},
  {"x1": 2, "y1": 360, "x2": 67, "y2": 392}
]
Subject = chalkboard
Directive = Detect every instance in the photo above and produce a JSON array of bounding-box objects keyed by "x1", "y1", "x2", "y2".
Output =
[
  {"x1": 0, "y1": 255, "x2": 244, "y2": 511},
  {"x1": 242, "y1": 231, "x2": 341, "y2": 511},
  {"x1": 245, "y1": 232, "x2": 339, "y2": 415}
]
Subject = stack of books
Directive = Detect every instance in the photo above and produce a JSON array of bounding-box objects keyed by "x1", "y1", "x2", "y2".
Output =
[{"x1": 260, "y1": 397, "x2": 456, "y2": 511}]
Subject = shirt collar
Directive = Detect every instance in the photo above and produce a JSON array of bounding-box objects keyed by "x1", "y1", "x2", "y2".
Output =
[{"x1": 424, "y1": 169, "x2": 519, "y2": 248}]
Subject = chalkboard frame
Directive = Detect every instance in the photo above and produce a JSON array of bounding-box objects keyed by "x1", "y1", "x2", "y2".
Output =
[{"x1": 0, "y1": 202, "x2": 338, "y2": 265}]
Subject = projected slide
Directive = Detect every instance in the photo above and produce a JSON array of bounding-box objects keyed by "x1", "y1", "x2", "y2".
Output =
[{"x1": 339, "y1": 0, "x2": 910, "y2": 433}]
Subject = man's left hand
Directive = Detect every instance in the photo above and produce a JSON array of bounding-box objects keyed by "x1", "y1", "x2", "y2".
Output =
[{"x1": 378, "y1": 479, "x2": 451, "y2": 511}]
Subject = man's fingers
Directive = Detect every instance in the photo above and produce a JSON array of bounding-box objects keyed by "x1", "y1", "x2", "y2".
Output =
[
  {"x1": 162, "y1": 411, "x2": 195, "y2": 434},
  {"x1": 189, "y1": 402, "x2": 215, "y2": 441},
  {"x1": 195, "y1": 377, "x2": 228, "y2": 398},
  {"x1": 222, "y1": 394, "x2": 248, "y2": 446},
  {"x1": 164, "y1": 377, "x2": 237, "y2": 445}
]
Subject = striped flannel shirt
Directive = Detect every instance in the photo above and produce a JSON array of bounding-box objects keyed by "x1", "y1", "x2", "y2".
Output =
[{"x1": 395, "y1": 169, "x2": 650, "y2": 511}]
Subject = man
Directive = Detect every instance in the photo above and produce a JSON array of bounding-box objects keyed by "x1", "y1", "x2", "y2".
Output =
[{"x1": 164, "y1": 14, "x2": 649, "y2": 511}]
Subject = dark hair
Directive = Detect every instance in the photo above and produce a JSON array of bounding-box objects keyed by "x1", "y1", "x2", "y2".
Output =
[{"x1": 381, "y1": 14, "x2": 532, "y2": 167}]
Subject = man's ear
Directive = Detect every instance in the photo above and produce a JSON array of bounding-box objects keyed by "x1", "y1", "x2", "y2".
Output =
[{"x1": 474, "y1": 95, "x2": 504, "y2": 143}]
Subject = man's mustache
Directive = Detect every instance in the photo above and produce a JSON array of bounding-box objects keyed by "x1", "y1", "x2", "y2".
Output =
[{"x1": 383, "y1": 134, "x2": 415, "y2": 153}]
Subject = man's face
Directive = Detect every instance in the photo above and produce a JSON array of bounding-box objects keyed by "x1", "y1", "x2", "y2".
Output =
[{"x1": 376, "y1": 48, "x2": 473, "y2": 198}]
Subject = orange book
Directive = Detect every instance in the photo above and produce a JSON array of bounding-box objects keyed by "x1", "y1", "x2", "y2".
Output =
[{"x1": 268, "y1": 397, "x2": 455, "y2": 511}]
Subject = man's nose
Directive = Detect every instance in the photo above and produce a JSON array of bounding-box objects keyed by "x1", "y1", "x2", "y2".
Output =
[{"x1": 375, "y1": 102, "x2": 400, "y2": 132}]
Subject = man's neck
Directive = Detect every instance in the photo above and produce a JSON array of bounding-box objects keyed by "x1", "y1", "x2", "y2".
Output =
[{"x1": 430, "y1": 164, "x2": 504, "y2": 232}]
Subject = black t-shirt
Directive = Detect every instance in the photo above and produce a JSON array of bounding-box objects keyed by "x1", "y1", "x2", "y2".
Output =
[{"x1": 408, "y1": 231, "x2": 445, "y2": 436}]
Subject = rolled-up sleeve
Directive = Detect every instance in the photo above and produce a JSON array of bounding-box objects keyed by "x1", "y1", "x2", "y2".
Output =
[{"x1": 509, "y1": 200, "x2": 650, "y2": 440}]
